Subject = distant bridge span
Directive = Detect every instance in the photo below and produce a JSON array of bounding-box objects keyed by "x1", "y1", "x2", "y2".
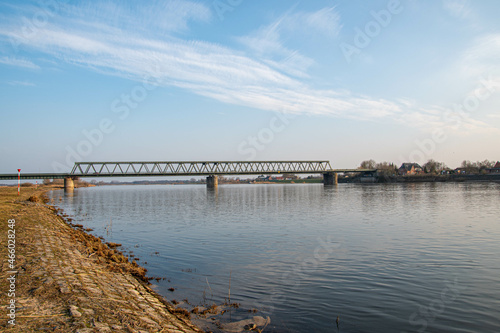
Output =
[
  {"x1": 71, "y1": 161, "x2": 334, "y2": 176},
  {"x1": 0, "y1": 161, "x2": 376, "y2": 188}
]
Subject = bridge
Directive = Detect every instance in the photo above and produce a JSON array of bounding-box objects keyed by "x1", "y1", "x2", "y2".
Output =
[{"x1": 0, "y1": 161, "x2": 376, "y2": 189}]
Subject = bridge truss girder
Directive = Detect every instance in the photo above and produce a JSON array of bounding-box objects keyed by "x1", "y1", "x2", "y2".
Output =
[{"x1": 70, "y1": 161, "x2": 334, "y2": 177}]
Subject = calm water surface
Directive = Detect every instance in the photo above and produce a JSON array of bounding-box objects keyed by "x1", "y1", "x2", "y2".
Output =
[{"x1": 48, "y1": 183, "x2": 500, "y2": 332}]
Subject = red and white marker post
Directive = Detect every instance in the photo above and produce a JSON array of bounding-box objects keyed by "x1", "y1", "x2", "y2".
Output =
[{"x1": 17, "y1": 169, "x2": 21, "y2": 195}]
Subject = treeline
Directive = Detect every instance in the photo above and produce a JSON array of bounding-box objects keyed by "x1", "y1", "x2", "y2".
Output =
[
  {"x1": 459, "y1": 160, "x2": 498, "y2": 173},
  {"x1": 359, "y1": 159, "x2": 498, "y2": 175}
]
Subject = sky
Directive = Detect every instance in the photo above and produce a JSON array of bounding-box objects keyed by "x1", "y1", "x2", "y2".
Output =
[{"x1": 0, "y1": 0, "x2": 499, "y2": 174}]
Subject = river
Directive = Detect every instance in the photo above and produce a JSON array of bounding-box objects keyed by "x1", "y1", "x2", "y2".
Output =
[{"x1": 48, "y1": 182, "x2": 500, "y2": 332}]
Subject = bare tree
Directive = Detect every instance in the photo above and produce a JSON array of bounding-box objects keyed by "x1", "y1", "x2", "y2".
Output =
[
  {"x1": 479, "y1": 159, "x2": 495, "y2": 168},
  {"x1": 459, "y1": 160, "x2": 496, "y2": 174},
  {"x1": 359, "y1": 160, "x2": 376, "y2": 169},
  {"x1": 461, "y1": 160, "x2": 479, "y2": 174},
  {"x1": 423, "y1": 159, "x2": 448, "y2": 174},
  {"x1": 375, "y1": 162, "x2": 397, "y2": 176}
]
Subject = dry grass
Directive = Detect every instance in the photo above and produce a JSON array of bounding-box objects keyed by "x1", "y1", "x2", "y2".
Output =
[
  {"x1": 171, "y1": 307, "x2": 191, "y2": 319},
  {"x1": 0, "y1": 186, "x2": 75, "y2": 332},
  {"x1": 0, "y1": 186, "x2": 202, "y2": 332},
  {"x1": 66, "y1": 225, "x2": 149, "y2": 282}
]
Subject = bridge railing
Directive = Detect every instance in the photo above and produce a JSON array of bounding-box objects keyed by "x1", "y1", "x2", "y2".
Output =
[{"x1": 70, "y1": 161, "x2": 334, "y2": 177}]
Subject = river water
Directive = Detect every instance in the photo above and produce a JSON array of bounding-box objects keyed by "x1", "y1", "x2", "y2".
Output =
[{"x1": 48, "y1": 182, "x2": 500, "y2": 332}]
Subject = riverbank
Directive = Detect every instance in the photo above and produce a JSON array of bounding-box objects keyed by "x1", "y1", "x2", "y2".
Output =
[
  {"x1": 339, "y1": 173, "x2": 500, "y2": 183},
  {"x1": 0, "y1": 186, "x2": 202, "y2": 333}
]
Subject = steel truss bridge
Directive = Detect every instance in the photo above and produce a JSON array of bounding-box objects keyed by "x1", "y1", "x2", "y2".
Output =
[
  {"x1": 70, "y1": 161, "x2": 334, "y2": 177},
  {"x1": 0, "y1": 161, "x2": 376, "y2": 187}
]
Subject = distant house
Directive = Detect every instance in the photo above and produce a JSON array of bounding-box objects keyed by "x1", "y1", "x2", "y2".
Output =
[
  {"x1": 440, "y1": 168, "x2": 453, "y2": 175},
  {"x1": 486, "y1": 161, "x2": 500, "y2": 174},
  {"x1": 398, "y1": 163, "x2": 423, "y2": 175}
]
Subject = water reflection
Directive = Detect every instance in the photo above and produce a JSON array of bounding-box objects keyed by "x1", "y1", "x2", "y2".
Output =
[{"x1": 48, "y1": 183, "x2": 500, "y2": 333}]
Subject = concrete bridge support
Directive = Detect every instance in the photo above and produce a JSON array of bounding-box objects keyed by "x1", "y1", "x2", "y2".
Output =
[
  {"x1": 206, "y1": 175, "x2": 218, "y2": 188},
  {"x1": 64, "y1": 177, "x2": 74, "y2": 191},
  {"x1": 323, "y1": 172, "x2": 338, "y2": 185}
]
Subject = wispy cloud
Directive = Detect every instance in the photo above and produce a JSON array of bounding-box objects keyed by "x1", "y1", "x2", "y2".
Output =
[
  {"x1": 59, "y1": 0, "x2": 211, "y2": 34},
  {"x1": 0, "y1": 56, "x2": 39, "y2": 69},
  {"x1": 236, "y1": 6, "x2": 341, "y2": 77},
  {"x1": 303, "y1": 7, "x2": 342, "y2": 38},
  {"x1": 0, "y1": 1, "x2": 494, "y2": 134},
  {"x1": 237, "y1": 24, "x2": 315, "y2": 78},
  {"x1": 7, "y1": 80, "x2": 35, "y2": 86},
  {"x1": 458, "y1": 34, "x2": 500, "y2": 78},
  {"x1": 2, "y1": 23, "x2": 403, "y2": 121},
  {"x1": 399, "y1": 105, "x2": 496, "y2": 135},
  {"x1": 442, "y1": 0, "x2": 472, "y2": 19}
]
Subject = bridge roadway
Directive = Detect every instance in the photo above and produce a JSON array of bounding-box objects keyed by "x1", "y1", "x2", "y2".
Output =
[{"x1": 0, "y1": 161, "x2": 376, "y2": 189}]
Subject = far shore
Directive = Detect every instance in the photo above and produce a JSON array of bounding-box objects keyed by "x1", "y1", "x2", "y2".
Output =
[
  {"x1": 3, "y1": 173, "x2": 500, "y2": 188},
  {"x1": 364, "y1": 173, "x2": 500, "y2": 183}
]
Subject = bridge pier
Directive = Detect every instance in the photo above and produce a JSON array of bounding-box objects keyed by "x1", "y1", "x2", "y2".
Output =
[
  {"x1": 323, "y1": 172, "x2": 338, "y2": 185},
  {"x1": 64, "y1": 177, "x2": 74, "y2": 191},
  {"x1": 206, "y1": 175, "x2": 218, "y2": 188}
]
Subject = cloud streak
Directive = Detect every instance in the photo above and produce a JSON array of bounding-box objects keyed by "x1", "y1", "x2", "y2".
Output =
[
  {"x1": 442, "y1": 0, "x2": 472, "y2": 19},
  {"x1": 7, "y1": 80, "x2": 35, "y2": 86},
  {"x1": 59, "y1": 0, "x2": 212, "y2": 34},
  {"x1": 458, "y1": 34, "x2": 500, "y2": 78},
  {"x1": 0, "y1": 1, "x2": 496, "y2": 134},
  {"x1": 2, "y1": 23, "x2": 404, "y2": 121},
  {"x1": 0, "y1": 56, "x2": 39, "y2": 69}
]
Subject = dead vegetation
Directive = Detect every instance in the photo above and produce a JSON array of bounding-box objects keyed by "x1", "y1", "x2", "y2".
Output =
[
  {"x1": 50, "y1": 206, "x2": 149, "y2": 283},
  {"x1": 28, "y1": 195, "x2": 39, "y2": 202},
  {"x1": 107, "y1": 241, "x2": 122, "y2": 248},
  {"x1": 0, "y1": 186, "x2": 203, "y2": 332},
  {"x1": 68, "y1": 226, "x2": 149, "y2": 282},
  {"x1": 172, "y1": 307, "x2": 191, "y2": 319}
]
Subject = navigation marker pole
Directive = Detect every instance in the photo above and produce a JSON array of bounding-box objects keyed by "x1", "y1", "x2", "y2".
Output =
[{"x1": 17, "y1": 169, "x2": 21, "y2": 195}]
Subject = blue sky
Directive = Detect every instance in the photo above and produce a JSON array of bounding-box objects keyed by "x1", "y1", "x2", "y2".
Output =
[{"x1": 0, "y1": 0, "x2": 499, "y2": 173}]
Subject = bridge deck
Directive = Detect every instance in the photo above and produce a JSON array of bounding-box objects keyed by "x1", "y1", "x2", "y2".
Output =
[
  {"x1": 0, "y1": 173, "x2": 68, "y2": 180},
  {"x1": 0, "y1": 161, "x2": 376, "y2": 180}
]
